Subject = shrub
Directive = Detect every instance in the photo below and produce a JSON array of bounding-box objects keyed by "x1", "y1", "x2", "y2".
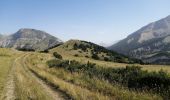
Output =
[
  {"x1": 53, "y1": 52, "x2": 62, "y2": 59},
  {"x1": 92, "y1": 53, "x2": 99, "y2": 60},
  {"x1": 74, "y1": 54, "x2": 79, "y2": 57},
  {"x1": 78, "y1": 44, "x2": 88, "y2": 51},
  {"x1": 85, "y1": 55, "x2": 89, "y2": 58},
  {"x1": 39, "y1": 49, "x2": 49, "y2": 53},
  {"x1": 46, "y1": 59, "x2": 69, "y2": 68},
  {"x1": 46, "y1": 59, "x2": 60, "y2": 68},
  {"x1": 46, "y1": 59, "x2": 170, "y2": 99},
  {"x1": 73, "y1": 42, "x2": 90, "y2": 52},
  {"x1": 73, "y1": 43, "x2": 78, "y2": 50},
  {"x1": 104, "y1": 57, "x2": 109, "y2": 61},
  {"x1": 17, "y1": 48, "x2": 35, "y2": 52},
  {"x1": 78, "y1": 51, "x2": 82, "y2": 53}
]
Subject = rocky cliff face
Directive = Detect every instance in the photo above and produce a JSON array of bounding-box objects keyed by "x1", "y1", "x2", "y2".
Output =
[
  {"x1": 109, "y1": 15, "x2": 170, "y2": 64},
  {"x1": 0, "y1": 28, "x2": 63, "y2": 51}
]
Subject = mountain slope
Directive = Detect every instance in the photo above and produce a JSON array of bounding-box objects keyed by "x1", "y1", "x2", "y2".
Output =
[
  {"x1": 50, "y1": 39, "x2": 142, "y2": 64},
  {"x1": 109, "y1": 15, "x2": 170, "y2": 64},
  {"x1": 0, "y1": 28, "x2": 63, "y2": 51},
  {"x1": 0, "y1": 34, "x2": 4, "y2": 40}
]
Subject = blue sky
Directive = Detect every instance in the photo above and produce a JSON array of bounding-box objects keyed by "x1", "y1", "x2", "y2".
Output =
[{"x1": 0, "y1": 0, "x2": 170, "y2": 45}]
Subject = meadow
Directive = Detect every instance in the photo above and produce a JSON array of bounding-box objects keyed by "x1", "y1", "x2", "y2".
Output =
[
  {"x1": 0, "y1": 48, "x2": 170, "y2": 100},
  {"x1": 25, "y1": 52, "x2": 163, "y2": 100}
]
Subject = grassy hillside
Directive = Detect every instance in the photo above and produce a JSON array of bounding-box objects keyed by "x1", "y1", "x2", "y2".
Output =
[
  {"x1": 50, "y1": 40, "x2": 143, "y2": 64},
  {"x1": 26, "y1": 52, "x2": 162, "y2": 100},
  {"x1": 49, "y1": 40, "x2": 170, "y2": 72},
  {"x1": 0, "y1": 47, "x2": 170, "y2": 99},
  {"x1": 47, "y1": 40, "x2": 170, "y2": 99}
]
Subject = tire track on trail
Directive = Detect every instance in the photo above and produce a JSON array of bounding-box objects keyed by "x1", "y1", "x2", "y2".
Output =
[
  {"x1": 0, "y1": 57, "x2": 19, "y2": 100},
  {"x1": 20, "y1": 54, "x2": 69, "y2": 100}
]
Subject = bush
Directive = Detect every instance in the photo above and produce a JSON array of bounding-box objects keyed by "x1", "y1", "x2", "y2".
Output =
[
  {"x1": 85, "y1": 55, "x2": 89, "y2": 58},
  {"x1": 74, "y1": 54, "x2": 79, "y2": 57},
  {"x1": 53, "y1": 52, "x2": 62, "y2": 59},
  {"x1": 92, "y1": 53, "x2": 99, "y2": 60},
  {"x1": 39, "y1": 49, "x2": 49, "y2": 53},
  {"x1": 46, "y1": 59, "x2": 170, "y2": 99},
  {"x1": 17, "y1": 48, "x2": 35, "y2": 52},
  {"x1": 46, "y1": 59, "x2": 60, "y2": 68},
  {"x1": 73, "y1": 42, "x2": 91, "y2": 52},
  {"x1": 104, "y1": 57, "x2": 109, "y2": 61},
  {"x1": 46, "y1": 59, "x2": 69, "y2": 68},
  {"x1": 73, "y1": 43, "x2": 78, "y2": 50}
]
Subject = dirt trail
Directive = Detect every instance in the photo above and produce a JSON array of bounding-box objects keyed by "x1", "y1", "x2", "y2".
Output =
[
  {"x1": 21, "y1": 54, "x2": 68, "y2": 100},
  {"x1": 0, "y1": 58, "x2": 18, "y2": 100},
  {"x1": 1, "y1": 53, "x2": 68, "y2": 100}
]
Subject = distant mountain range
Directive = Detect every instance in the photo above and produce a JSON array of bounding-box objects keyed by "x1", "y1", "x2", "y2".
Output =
[
  {"x1": 0, "y1": 28, "x2": 142, "y2": 64},
  {"x1": 0, "y1": 28, "x2": 63, "y2": 51},
  {"x1": 109, "y1": 15, "x2": 170, "y2": 64},
  {"x1": 1, "y1": 14, "x2": 170, "y2": 65}
]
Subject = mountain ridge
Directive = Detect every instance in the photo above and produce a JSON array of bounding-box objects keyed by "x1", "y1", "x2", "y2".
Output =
[
  {"x1": 0, "y1": 28, "x2": 63, "y2": 51},
  {"x1": 109, "y1": 15, "x2": 170, "y2": 64}
]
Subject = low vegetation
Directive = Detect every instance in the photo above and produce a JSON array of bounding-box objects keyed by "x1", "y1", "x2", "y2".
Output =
[
  {"x1": 23, "y1": 52, "x2": 161, "y2": 100},
  {"x1": 47, "y1": 58, "x2": 170, "y2": 99},
  {"x1": 0, "y1": 47, "x2": 170, "y2": 100},
  {"x1": 53, "y1": 52, "x2": 62, "y2": 59},
  {"x1": 52, "y1": 40, "x2": 143, "y2": 64}
]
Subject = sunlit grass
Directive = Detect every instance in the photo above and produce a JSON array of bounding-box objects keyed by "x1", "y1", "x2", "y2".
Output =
[
  {"x1": 14, "y1": 55, "x2": 53, "y2": 100},
  {"x1": 26, "y1": 52, "x2": 162, "y2": 100},
  {"x1": 0, "y1": 48, "x2": 53, "y2": 100},
  {"x1": 0, "y1": 48, "x2": 14, "y2": 97},
  {"x1": 0, "y1": 48, "x2": 169, "y2": 100},
  {"x1": 50, "y1": 46, "x2": 170, "y2": 72},
  {"x1": 0, "y1": 56, "x2": 13, "y2": 97}
]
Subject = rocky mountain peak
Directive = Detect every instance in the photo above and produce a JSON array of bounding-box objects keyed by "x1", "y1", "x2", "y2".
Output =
[
  {"x1": 0, "y1": 28, "x2": 63, "y2": 51},
  {"x1": 109, "y1": 15, "x2": 170, "y2": 64}
]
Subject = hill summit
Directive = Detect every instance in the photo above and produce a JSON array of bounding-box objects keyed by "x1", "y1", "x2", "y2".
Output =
[{"x1": 50, "y1": 39, "x2": 142, "y2": 64}]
